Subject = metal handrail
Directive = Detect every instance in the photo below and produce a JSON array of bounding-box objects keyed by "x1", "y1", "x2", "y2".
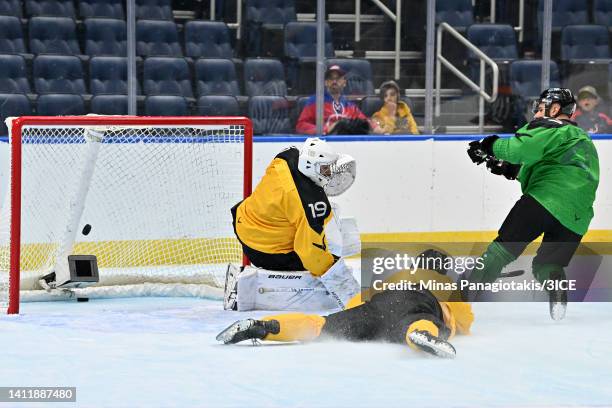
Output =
[
  {"x1": 435, "y1": 22, "x2": 499, "y2": 134},
  {"x1": 359, "y1": 0, "x2": 401, "y2": 80}
]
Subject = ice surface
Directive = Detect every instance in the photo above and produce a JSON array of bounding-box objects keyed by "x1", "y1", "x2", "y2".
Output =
[
  {"x1": 2, "y1": 298, "x2": 612, "y2": 407},
  {"x1": 1, "y1": 282, "x2": 612, "y2": 407}
]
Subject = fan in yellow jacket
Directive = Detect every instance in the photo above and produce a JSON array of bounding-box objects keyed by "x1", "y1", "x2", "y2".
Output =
[{"x1": 371, "y1": 80, "x2": 419, "y2": 135}]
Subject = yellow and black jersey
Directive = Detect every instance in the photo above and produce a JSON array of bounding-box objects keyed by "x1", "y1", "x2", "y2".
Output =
[{"x1": 232, "y1": 147, "x2": 336, "y2": 277}]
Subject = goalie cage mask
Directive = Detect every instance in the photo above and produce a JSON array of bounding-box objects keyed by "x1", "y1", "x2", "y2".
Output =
[{"x1": 298, "y1": 137, "x2": 339, "y2": 188}]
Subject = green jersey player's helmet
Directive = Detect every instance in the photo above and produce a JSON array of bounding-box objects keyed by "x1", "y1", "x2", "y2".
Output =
[{"x1": 532, "y1": 87, "x2": 577, "y2": 118}]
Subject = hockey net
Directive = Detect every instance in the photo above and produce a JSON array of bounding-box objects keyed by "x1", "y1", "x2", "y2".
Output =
[{"x1": 0, "y1": 116, "x2": 252, "y2": 314}]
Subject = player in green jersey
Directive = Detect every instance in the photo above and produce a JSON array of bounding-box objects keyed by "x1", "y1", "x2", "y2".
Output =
[{"x1": 466, "y1": 88, "x2": 600, "y2": 320}]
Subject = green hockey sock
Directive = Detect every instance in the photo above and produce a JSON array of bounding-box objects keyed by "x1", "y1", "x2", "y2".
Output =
[{"x1": 469, "y1": 241, "x2": 517, "y2": 284}]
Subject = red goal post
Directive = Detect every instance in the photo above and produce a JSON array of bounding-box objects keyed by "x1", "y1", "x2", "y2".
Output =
[{"x1": 1, "y1": 116, "x2": 253, "y2": 314}]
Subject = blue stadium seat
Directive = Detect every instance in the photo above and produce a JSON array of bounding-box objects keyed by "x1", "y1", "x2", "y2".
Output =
[
  {"x1": 136, "y1": 0, "x2": 173, "y2": 20},
  {"x1": 90, "y1": 94, "x2": 128, "y2": 115},
  {"x1": 145, "y1": 95, "x2": 189, "y2": 116},
  {"x1": 510, "y1": 60, "x2": 561, "y2": 127},
  {"x1": 194, "y1": 58, "x2": 240, "y2": 96},
  {"x1": 466, "y1": 23, "x2": 518, "y2": 84},
  {"x1": 0, "y1": 16, "x2": 26, "y2": 54},
  {"x1": 466, "y1": 24, "x2": 518, "y2": 62},
  {"x1": 0, "y1": 0, "x2": 22, "y2": 18},
  {"x1": 246, "y1": 0, "x2": 296, "y2": 26},
  {"x1": 359, "y1": 94, "x2": 414, "y2": 117},
  {"x1": 197, "y1": 95, "x2": 240, "y2": 116},
  {"x1": 561, "y1": 25, "x2": 610, "y2": 61},
  {"x1": 136, "y1": 20, "x2": 182, "y2": 57},
  {"x1": 284, "y1": 22, "x2": 333, "y2": 92},
  {"x1": 359, "y1": 95, "x2": 384, "y2": 117},
  {"x1": 244, "y1": 58, "x2": 287, "y2": 96},
  {"x1": 0, "y1": 54, "x2": 30, "y2": 93},
  {"x1": 84, "y1": 18, "x2": 127, "y2": 57},
  {"x1": 33, "y1": 55, "x2": 86, "y2": 94},
  {"x1": 537, "y1": 0, "x2": 588, "y2": 38},
  {"x1": 593, "y1": 0, "x2": 612, "y2": 26},
  {"x1": 245, "y1": 0, "x2": 296, "y2": 56},
  {"x1": 0, "y1": 93, "x2": 31, "y2": 135},
  {"x1": 26, "y1": 0, "x2": 75, "y2": 17},
  {"x1": 78, "y1": 0, "x2": 124, "y2": 19},
  {"x1": 326, "y1": 58, "x2": 374, "y2": 95},
  {"x1": 90, "y1": 57, "x2": 139, "y2": 95},
  {"x1": 509, "y1": 60, "x2": 560, "y2": 99},
  {"x1": 36, "y1": 93, "x2": 85, "y2": 115},
  {"x1": 143, "y1": 57, "x2": 193, "y2": 98},
  {"x1": 560, "y1": 25, "x2": 610, "y2": 94},
  {"x1": 248, "y1": 96, "x2": 292, "y2": 134},
  {"x1": 284, "y1": 22, "x2": 333, "y2": 60},
  {"x1": 29, "y1": 17, "x2": 81, "y2": 55},
  {"x1": 436, "y1": 0, "x2": 473, "y2": 29},
  {"x1": 184, "y1": 21, "x2": 233, "y2": 59}
]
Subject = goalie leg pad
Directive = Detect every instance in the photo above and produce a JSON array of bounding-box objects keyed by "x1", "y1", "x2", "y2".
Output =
[
  {"x1": 236, "y1": 266, "x2": 340, "y2": 311},
  {"x1": 319, "y1": 259, "x2": 361, "y2": 309}
]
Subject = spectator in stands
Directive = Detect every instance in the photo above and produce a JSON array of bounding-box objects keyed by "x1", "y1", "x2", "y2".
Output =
[
  {"x1": 572, "y1": 86, "x2": 612, "y2": 134},
  {"x1": 296, "y1": 65, "x2": 370, "y2": 135},
  {"x1": 371, "y1": 80, "x2": 419, "y2": 135}
]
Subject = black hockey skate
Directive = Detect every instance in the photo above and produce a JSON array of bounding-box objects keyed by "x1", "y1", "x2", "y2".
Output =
[
  {"x1": 408, "y1": 330, "x2": 456, "y2": 359},
  {"x1": 548, "y1": 270, "x2": 568, "y2": 321},
  {"x1": 216, "y1": 319, "x2": 280, "y2": 344},
  {"x1": 549, "y1": 287, "x2": 567, "y2": 321}
]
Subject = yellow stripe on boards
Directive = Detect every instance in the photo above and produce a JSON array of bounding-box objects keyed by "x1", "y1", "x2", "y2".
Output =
[{"x1": 5, "y1": 230, "x2": 612, "y2": 272}]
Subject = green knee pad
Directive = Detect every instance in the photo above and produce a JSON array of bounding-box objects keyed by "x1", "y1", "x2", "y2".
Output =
[
  {"x1": 532, "y1": 263, "x2": 566, "y2": 284},
  {"x1": 469, "y1": 241, "x2": 517, "y2": 284}
]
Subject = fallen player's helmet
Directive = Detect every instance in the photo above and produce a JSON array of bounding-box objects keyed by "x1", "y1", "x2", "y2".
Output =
[
  {"x1": 532, "y1": 87, "x2": 576, "y2": 117},
  {"x1": 298, "y1": 137, "x2": 339, "y2": 188}
]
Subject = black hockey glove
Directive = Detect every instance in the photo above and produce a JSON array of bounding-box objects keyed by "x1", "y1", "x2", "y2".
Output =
[
  {"x1": 486, "y1": 158, "x2": 521, "y2": 180},
  {"x1": 479, "y1": 135, "x2": 499, "y2": 156},
  {"x1": 467, "y1": 135, "x2": 500, "y2": 164},
  {"x1": 467, "y1": 141, "x2": 488, "y2": 164}
]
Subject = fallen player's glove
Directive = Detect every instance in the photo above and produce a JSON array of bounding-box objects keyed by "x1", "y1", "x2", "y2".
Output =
[
  {"x1": 408, "y1": 330, "x2": 456, "y2": 359},
  {"x1": 485, "y1": 158, "x2": 521, "y2": 180}
]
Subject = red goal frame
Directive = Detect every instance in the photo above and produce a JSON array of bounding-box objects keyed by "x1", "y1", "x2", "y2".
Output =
[{"x1": 5, "y1": 116, "x2": 253, "y2": 314}]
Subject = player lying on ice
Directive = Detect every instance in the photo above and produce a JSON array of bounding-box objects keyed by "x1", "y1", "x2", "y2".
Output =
[
  {"x1": 226, "y1": 137, "x2": 361, "y2": 311},
  {"x1": 217, "y1": 265, "x2": 474, "y2": 359}
]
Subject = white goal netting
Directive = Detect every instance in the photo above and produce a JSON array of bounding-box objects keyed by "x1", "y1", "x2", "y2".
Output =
[{"x1": 0, "y1": 117, "x2": 251, "y2": 313}]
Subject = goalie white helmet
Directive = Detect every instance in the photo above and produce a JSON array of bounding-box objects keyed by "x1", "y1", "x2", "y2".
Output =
[
  {"x1": 298, "y1": 137, "x2": 339, "y2": 188},
  {"x1": 324, "y1": 154, "x2": 356, "y2": 197}
]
